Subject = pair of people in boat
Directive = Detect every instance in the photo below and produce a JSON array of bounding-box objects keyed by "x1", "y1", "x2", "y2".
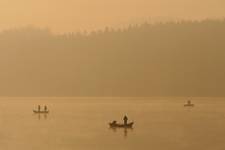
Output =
[
  {"x1": 37, "y1": 105, "x2": 48, "y2": 112},
  {"x1": 112, "y1": 115, "x2": 128, "y2": 125}
]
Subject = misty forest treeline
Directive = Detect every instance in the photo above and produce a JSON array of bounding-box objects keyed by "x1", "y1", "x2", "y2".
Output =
[{"x1": 1, "y1": 20, "x2": 225, "y2": 96}]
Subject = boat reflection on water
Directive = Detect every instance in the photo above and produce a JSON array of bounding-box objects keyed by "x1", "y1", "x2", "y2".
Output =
[
  {"x1": 34, "y1": 113, "x2": 48, "y2": 120},
  {"x1": 109, "y1": 125, "x2": 133, "y2": 138}
]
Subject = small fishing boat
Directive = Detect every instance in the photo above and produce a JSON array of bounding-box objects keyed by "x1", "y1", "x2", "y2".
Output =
[
  {"x1": 33, "y1": 110, "x2": 49, "y2": 114},
  {"x1": 184, "y1": 104, "x2": 194, "y2": 107},
  {"x1": 184, "y1": 100, "x2": 194, "y2": 107},
  {"x1": 109, "y1": 122, "x2": 134, "y2": 128}
]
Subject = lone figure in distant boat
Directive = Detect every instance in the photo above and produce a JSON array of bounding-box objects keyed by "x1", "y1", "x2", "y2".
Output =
[
  {"x1": 123, "y1": 115, "x2": 128, "y2": 125},
  {"x1": 188, "y1": 100, "x2": 191, "y2": 105}
]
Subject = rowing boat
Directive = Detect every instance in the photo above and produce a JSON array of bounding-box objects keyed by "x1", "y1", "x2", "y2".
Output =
[
  {"x1": 33, "y1": 110, "x2": 49, "y2": 114},
  {"x1": 109, "y1": 122, "x2": 134, "y2": 128}
]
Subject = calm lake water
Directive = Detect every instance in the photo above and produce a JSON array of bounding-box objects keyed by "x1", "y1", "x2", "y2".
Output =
[{"x1": 0, "y1": 97, "x2": 225, "y2": 150}]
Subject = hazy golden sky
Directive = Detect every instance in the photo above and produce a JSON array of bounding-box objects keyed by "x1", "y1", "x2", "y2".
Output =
[{"x1": 0, "y1": 0, "x2": 224, "y2": 32}]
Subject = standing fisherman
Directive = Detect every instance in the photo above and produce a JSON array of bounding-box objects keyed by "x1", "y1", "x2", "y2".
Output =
[{"x1": 123, "y1": 115, "x2": 128, "y2": 125}]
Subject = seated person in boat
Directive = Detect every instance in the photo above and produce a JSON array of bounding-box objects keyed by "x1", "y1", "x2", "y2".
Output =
[
  {"x1": 188, "y1": 100, "x2": 191, "y2": 105},
  {"x1": 44, "y1": 105, "x2": 48, "y2": 111},
  {"x1": 38, "y1": 105, "x2": 41, "y2": 112},
  {"x1": 112, "y1": 120, "x2": 117, "y2": 125}
]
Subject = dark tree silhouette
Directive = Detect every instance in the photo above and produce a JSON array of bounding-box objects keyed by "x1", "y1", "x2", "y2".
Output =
[{"x1": 0, "y1": 20, "x2": 225, "y2": 96}]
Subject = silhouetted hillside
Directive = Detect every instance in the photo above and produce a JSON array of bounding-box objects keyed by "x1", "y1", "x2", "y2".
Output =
[{"x1": 1, "y1": 20, "x2": 225, "y2": 96}]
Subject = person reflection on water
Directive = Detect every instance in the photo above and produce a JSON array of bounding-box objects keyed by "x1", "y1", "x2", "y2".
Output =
[{"x1": 123, "y1": 115, "x2": 128, "y2": 125}]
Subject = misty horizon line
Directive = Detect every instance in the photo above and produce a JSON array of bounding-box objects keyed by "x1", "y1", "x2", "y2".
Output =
[
  {"x1": 1, "y1": 18, "x2": 225, "y2": 96},
  {"x1": 1, "y1": 18, "x2": 225, "y2": 35}
]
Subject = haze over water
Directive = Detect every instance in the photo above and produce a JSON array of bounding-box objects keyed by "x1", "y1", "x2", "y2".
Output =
[
  {"x1": 0, "y1": 0, "x2": 224, "y2": 149},
  {"x1": 1, "y1": 97, "x2": 225, "y2": 150}
]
